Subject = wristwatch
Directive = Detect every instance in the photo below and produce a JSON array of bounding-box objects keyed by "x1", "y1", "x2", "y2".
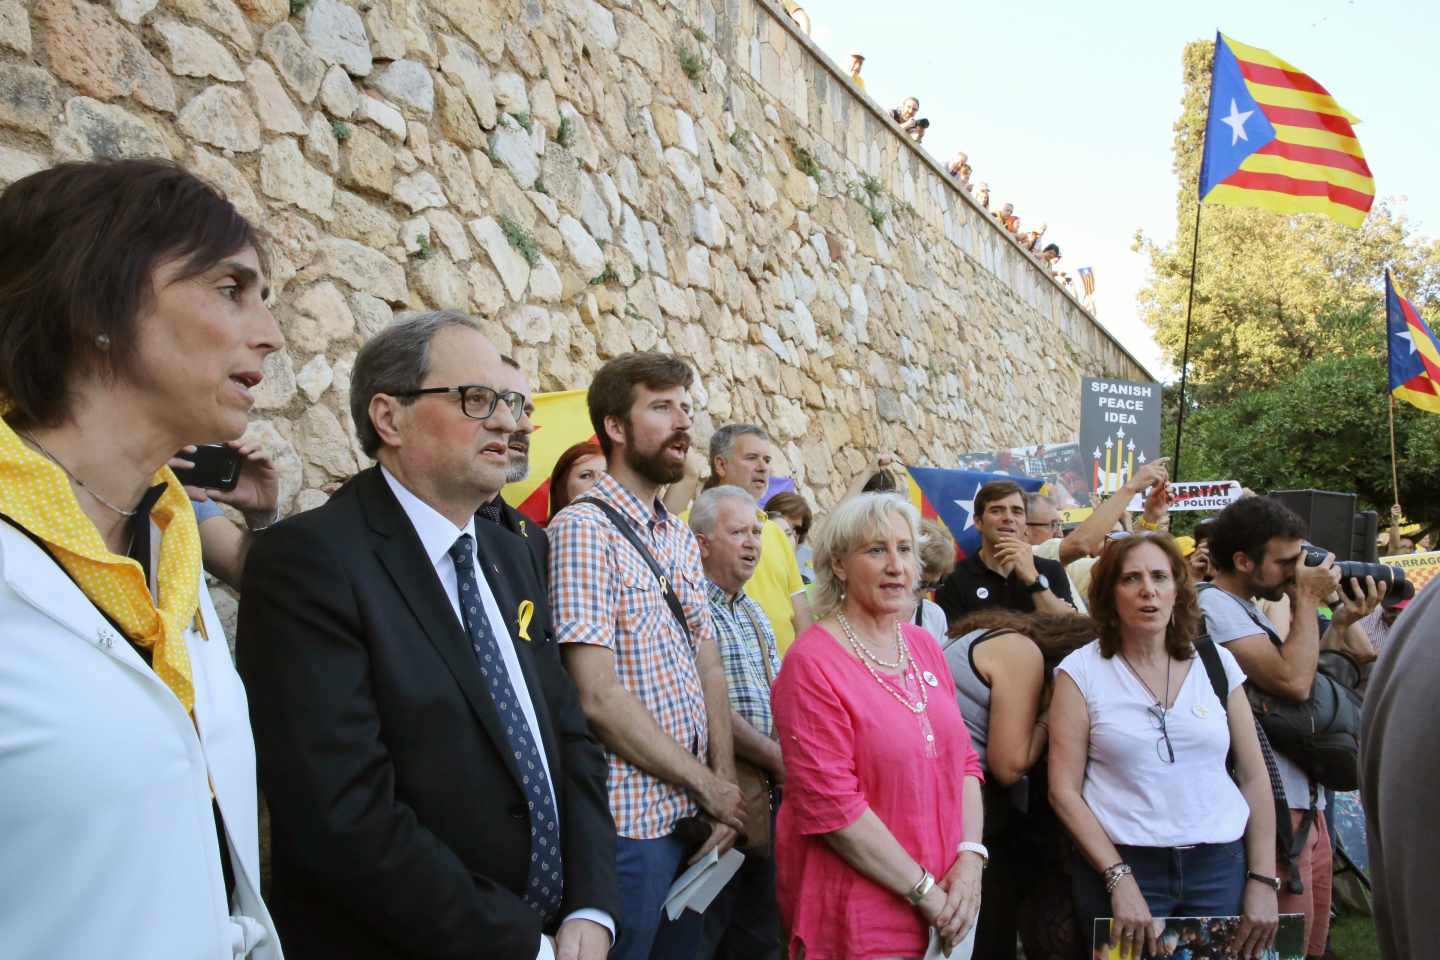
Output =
[
  {"x1": 1022, "y1": 573, "x2": 1049, "y2": 594},
  {"x1": 1246, "y1": 870, "x2": 1281, "y2": 891},
  {"x1": 904, "y1": 868, "x2": 936, "y2": 906}
]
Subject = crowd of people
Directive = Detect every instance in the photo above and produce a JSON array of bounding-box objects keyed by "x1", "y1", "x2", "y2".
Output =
[
  {"x1": 844, "y1": 54, "x2": 1077, "y2": 292},
  {"x1": 1, "y1": 158, "x2": 1434, "y2": 960}
]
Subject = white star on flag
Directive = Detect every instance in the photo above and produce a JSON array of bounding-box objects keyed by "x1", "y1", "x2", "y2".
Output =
[
  {"x1": 954, "y1": 482, "x2": 984, "y2": 531},
  {"x1": 1396, "y1": 329, "x2": 1417, "y2": 354},
  {"x1": 1222, "y1": 98, "x2": 1254, "y2": 146}
]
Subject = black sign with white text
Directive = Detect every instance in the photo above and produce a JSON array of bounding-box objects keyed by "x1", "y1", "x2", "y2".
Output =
[{"x1": 1079, "y1": 378, "x2": 1162, "y2": 496}]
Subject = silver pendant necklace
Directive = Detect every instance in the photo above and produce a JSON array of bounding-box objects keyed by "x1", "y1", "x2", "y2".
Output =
[{"x1": 21, "y1": 431, "x2": 140, "y2": 518}]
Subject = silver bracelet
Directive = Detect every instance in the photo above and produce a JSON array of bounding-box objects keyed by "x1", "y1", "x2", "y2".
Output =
[{"x1": 1103, "y1": 862, "x2": 1133, "y2": 894}]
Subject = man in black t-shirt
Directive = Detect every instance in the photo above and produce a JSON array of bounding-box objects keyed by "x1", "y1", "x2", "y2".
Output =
[{"x1": 935, "y1": 479, "x2": 1075, "y2": 624}]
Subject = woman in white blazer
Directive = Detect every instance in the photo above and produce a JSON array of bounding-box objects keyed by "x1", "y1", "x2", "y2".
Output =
[{"x1": 0, "y1": 160, "x2": 285, "y2": 958}]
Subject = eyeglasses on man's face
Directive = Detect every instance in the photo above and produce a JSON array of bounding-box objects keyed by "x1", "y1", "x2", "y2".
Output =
[
  {"x1": 393, "y1": 384, "x2": 525, "y2": 422},
  {"x1": 1027, "y1": 519, "x2": 1063, "y2": 533}
]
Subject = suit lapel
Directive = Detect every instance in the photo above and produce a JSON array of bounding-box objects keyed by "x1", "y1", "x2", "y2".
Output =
[
  {"x1": 473, "y1": 521, "x2": 563, "y2": 775},
  {"x1": 357, "y1": 469, "x2": 526, "y2": 789}
]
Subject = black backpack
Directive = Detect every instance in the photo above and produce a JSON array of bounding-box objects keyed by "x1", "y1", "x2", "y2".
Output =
[{"x1": 1196, "y1": 584, "x2": 1362, "y2": 791}]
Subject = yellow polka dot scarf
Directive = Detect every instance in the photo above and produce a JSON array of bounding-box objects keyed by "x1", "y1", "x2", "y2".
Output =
[{"x1": 0, "y1": 415, "x2": 202, "y2": 714}]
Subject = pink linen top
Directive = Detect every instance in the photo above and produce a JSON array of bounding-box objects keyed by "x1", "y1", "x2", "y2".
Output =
[{"x1": 772, "y1": 622, "x2": 984, "y2": 960}]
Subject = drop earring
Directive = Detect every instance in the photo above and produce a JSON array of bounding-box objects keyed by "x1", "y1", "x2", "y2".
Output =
[{"x1": 95, "y1": 333, "x2": 111, "y2": 350}]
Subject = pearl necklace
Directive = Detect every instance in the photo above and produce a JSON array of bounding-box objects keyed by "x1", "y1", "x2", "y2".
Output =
[
  {"x1": 836, "y1": 610, "x2": 905, "y2": 669},
  {"x1": 836, "y1": 613, "x2": 929, "y2": 715}
]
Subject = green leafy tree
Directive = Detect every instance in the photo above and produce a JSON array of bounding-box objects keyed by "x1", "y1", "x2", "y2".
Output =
[
  {"x1": 1164, "y1": 350, "x2": 1440, "y2": 537},
  {"x1": 1136, "y1": 40, "x2": 1440, "y2": 400}
]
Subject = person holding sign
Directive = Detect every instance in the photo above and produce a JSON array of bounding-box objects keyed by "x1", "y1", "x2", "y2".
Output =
[{"x1": 1048, "y1": 534, "x2": 1279, "y2": 960}]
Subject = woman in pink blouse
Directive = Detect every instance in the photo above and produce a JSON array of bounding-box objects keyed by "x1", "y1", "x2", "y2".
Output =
[{"x1": 772, "y1": 493, "x2": 986, "y2": 959}]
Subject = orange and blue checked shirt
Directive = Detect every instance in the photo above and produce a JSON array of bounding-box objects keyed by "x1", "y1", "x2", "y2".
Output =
[{"x1": 548, "y1": 471, "x2": 713, "y2": 839}]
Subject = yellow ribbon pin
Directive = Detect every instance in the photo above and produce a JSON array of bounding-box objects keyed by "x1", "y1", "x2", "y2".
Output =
[
  {"x1": 517, "y1": 600, "x2": 534, "y2": 642},
  {"x1": 519, "y1": 519, "x2": 528, "y2": 538}
]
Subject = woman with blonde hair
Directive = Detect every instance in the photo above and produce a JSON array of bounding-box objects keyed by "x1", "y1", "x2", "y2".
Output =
[{"x1": 772, "y1": 493, "x2": 985, "y2": 958}]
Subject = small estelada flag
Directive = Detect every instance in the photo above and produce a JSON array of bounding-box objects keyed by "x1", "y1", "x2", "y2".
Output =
[
  {"x1": 1387, "y1": 271, "x2": 1440, "y2": 414},
  {"x1": 1199, "y1": 33, "x2": 1374, "y2": 228}
]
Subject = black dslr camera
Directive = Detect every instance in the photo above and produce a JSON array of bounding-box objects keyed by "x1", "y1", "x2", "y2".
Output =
[{"x1": 1301, "y1": 543, "x2": 1415, "y2": 607}]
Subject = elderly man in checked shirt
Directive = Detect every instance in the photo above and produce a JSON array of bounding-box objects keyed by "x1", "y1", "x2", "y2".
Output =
[
  {"x1": 690, "y1": 485, "x2": 786, "y2": 960},
  {"x1": 550, "y1": 353, "x2": 745, "y2": 960}
]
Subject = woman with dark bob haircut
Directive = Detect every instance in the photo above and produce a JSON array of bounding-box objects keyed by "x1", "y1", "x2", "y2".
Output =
[
  {"x1": 1049, "y1": 533, "x2": 1279, "y2": 960},
  {"x1": 0, "y1": 160, "x2": 283, "y2": 957}
]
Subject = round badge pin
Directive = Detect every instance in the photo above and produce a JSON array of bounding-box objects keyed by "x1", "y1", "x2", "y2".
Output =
[
  {"x1": 976, "y1": 587, "x2": 990, "y2": 600},
  {"x1": 922, "y1": 670, "x2": 939, "y2": 687}
]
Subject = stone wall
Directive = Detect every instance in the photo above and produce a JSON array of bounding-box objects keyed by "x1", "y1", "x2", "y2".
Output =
[{"x1": 0, "y1": 0, "x2": 1149, "y2": 517}]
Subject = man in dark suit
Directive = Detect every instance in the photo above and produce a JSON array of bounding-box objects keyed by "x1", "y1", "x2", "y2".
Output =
[
  {"x1": 238, "y1": 311, "x2": 617, "y2": 960},
  {"x1": 481, "y1": 354, "x2": 549, "y2": 588}
]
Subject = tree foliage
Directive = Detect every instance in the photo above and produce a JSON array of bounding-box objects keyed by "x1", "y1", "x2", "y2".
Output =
[
  {"x1": 1163, "y1": 351, "x2": 1440, "y2": 535},
  {"x1": 1136, "y1": 40, "x2": 1440, "y2": 401}
]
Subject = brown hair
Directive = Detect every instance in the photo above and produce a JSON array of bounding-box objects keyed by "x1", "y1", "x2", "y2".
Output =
[
  {"x1": 547, "y1": 439, "x2": 603, "y2": 522},
  {"x1": 0, "y1": 160, "x2": 266, "y2": 428},
  {"x1": 764, "y1": 491, "x2": 812, "y2": 544},
  {"x1": 973, "y1": 479, "x2": 1025, "y2": 521},
  {"x1": 1085, "y1": 533, "x2": 1199, "y2": 660},
  {"x1": 950, "y1": 610, "x2": 1099, "y2": 673},
  {"x1": 587, "y1": 352, "x2": 694, "y2": 457}
]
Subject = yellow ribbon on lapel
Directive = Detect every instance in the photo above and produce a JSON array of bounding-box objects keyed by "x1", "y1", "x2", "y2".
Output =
[
  {"x1": 518, "y1": 519, "x2": 528, "y2": 538},
  {"x1": 516, "y1": 599, "x2": 534, "y2": 641}
]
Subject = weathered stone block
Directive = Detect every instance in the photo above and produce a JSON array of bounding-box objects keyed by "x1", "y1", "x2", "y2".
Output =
[
  {"x1": 304, "y1": 0, "x2": 372, "y2": 77},
  {"x1": 37, "y1": 0, "x2": 176, "y2": 113},
  {"x1": 263, "y1": 23, "x2": 326, "y2": 104},
  {"x1": 156, "y1": 20, "x2": 243, "y2": 82},
  {"x1": 179, "y1": 85, "x2": 261, "y2": 152}
]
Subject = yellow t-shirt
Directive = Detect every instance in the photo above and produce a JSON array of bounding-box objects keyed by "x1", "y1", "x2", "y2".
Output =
[{"x1": 746, "y1": 516, "x2": 807, "y2": 656}]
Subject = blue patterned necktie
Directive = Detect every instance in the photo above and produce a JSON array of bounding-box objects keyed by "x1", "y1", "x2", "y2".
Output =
[{"x1": 448, "y1": 533, "x2": 564, "y2": 922}]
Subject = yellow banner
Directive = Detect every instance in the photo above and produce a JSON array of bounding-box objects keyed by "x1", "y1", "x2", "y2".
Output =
[{"x1": 1380, "y1": 549, "x2": 1440, "y2": 593}]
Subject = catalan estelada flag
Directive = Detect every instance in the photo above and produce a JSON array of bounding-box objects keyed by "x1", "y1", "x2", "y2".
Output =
[
  {"x1": 1387, "y1": 271, "x2": 1440, "y2": 414},
  {"x1": 500, "y1": 389, "x2": 596, "y2": 523},
  {"x1": 1199, "y1": 33, "x2": 1374, "y2": 228},
  {"x1": 905, "y1": 466, "x2": 1045, "y2": 560}
]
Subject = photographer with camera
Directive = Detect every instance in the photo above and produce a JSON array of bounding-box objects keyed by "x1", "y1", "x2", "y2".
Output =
[{"x1": 1198, "y1": 496, "x2": 1387, "y2": 959}]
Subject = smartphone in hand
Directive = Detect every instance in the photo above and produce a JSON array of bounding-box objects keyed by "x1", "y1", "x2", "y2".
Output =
[{"x1": 173, "y1": 443, "x2": 243, "y2": 492}]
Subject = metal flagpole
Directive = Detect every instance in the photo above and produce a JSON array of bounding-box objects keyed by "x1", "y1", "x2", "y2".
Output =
[{"x1": 1171, "y1": 202, "x2": 1203, "y2": 481}]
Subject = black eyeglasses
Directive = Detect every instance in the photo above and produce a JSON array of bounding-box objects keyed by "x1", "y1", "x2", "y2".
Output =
[
  {"x1": 1147, "y1": 704, "x2": 1176, "y2": 764},
  {"x1": 393, "y1": 385, "x2": 525, "y2": 421}
]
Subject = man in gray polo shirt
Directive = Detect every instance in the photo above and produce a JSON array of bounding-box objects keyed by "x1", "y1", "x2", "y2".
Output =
[{"x1": 1198, "y1": 496, "x2": 1343, "y2": 958}]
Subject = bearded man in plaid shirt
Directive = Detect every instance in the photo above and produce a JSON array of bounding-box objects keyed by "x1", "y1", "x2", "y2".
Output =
[{"x1": 550, "y1": 353, "x2": 745, "y2": 960}]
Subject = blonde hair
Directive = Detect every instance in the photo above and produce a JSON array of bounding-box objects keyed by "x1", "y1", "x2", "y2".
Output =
[
  {"x1": 918, "y1": 518, "x2": 957, "y2": 582},
  {"x1": 810, "y1": 493, "x2": 921, "y2": 620}
]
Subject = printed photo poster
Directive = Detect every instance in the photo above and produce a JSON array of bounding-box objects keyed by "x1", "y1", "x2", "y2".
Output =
[
  {"x1": 1079, "y1": 378, "x2": 1163, "y2": 497},
  {"x1": 952, "y1": 441, "x2": 1091, "y2": 508},
  {"x1": 1092, "y1": 914, "x2": 1306, "y2": 959}
]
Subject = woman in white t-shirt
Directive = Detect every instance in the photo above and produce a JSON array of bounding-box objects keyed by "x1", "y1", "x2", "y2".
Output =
[{"x1": 1048, "y1": 533, "x2": 1280, "y2": 960}]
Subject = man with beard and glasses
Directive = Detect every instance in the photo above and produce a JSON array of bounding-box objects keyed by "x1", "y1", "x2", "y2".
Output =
[
  {"x1": 549, "y1": 352, "x2": 745, "y2": 960},
  {"x1": 478, "y1": 355, "x2": 550, "y2": 586}
]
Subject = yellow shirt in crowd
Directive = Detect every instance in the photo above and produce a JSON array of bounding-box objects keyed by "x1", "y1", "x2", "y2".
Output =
[{"x1": 747, "y1": 515, "x2": 807, "y2": 656}]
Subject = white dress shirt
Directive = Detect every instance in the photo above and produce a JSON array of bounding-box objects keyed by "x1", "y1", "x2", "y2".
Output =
[{"x1": 382, "y1": 468, "x2": 613, "y2": 957}]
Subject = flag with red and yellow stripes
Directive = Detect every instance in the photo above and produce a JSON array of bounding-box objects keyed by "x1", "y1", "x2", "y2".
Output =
[{"x1": 1199, "y1": 33, "x2": 1374, "y2": 228}]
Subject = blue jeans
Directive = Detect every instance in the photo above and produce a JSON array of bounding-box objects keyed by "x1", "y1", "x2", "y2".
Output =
[
  {"x1": 1072, "y1": 840, "x2": 1246, "y2": 947},
  {"x1": 612, "y1": 833, "x2": 704, "y2": 960}
]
